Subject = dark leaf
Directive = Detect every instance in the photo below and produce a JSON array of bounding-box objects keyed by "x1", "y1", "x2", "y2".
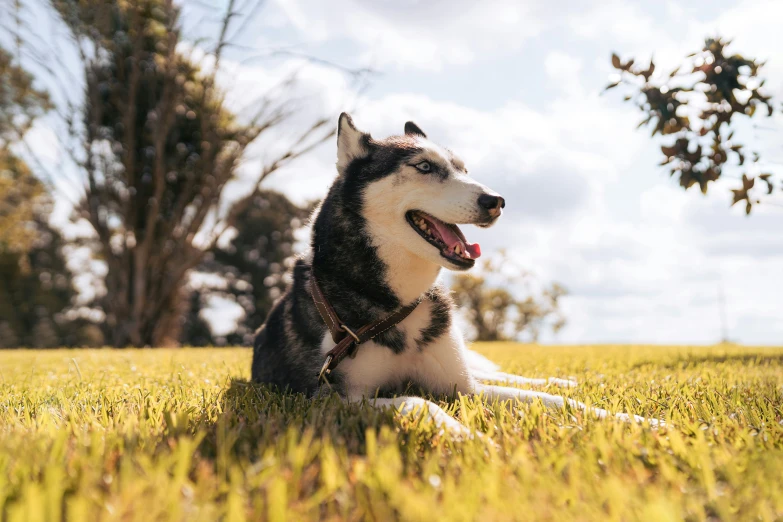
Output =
[
  {"x1": 731, "y1": 188, "x2": 746, "y2": 206},
  {"x1": 643, "y1": 61, "x2": 655, "y2": 80},
  {"x1": 759, "y1": 173, "x2": 774, "y2": 194}
]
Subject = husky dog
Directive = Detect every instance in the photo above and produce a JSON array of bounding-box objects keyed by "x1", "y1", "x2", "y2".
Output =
[{"x1": 252, "y1": 113, "x2": 654, "y2": 434}]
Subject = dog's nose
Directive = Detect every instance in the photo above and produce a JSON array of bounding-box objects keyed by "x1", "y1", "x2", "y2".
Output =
[{"x1": 478, "y1": 194, "x2": 505, "y2": 211}]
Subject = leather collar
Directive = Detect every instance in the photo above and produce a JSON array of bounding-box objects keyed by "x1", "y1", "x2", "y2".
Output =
[{"x1": 302, "y1": 265, "x2": 421, "y2": 383}]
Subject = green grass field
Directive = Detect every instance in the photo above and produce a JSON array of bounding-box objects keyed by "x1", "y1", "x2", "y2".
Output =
[{"x1": 1, "y1": 344, "x2": 782, "y2": 521}]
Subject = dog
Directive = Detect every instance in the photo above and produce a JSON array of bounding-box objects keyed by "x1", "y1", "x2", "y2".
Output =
[{"x1": 252, "y1": 113, "x2": 655, "y2": 435}]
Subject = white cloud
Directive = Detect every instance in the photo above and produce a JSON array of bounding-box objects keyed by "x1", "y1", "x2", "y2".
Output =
[
  {"x1": 544, "y1": 52, "x2": 584, "y2": 97},
  {"x1": 266, "y1": 0, "x2": 553, "y2": 70}
]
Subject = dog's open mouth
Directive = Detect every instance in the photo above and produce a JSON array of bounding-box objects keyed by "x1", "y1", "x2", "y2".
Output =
[{"x1": 405, "y1": 210, "x2": 481, "y2": 268}]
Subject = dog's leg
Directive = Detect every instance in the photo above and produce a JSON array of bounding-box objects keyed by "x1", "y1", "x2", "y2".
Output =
[
  {"x1": 470, "y1": 369, "x2": 577, "y2": 388},
  {"x1": 368, "y1": 396, "x2": 472, "y2": 436},
  {"x1": 473, "y1": 383, "x2": 659, "y2": 426}
]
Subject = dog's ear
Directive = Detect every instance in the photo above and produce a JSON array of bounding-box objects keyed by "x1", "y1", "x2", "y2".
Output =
[
  {"x1": 337, "y1": 112, "x2": 370, "y2": 172},
  {"x1": 404, "y1": 121, "x2": 426, "y2": 139}
]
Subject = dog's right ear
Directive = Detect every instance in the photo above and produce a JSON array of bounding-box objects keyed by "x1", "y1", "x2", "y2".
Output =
[
  {"x1": 336, "y1": 112, "x2": 370, "y2": 173},
  {"x1": 404, "y1": 121, "x2": 427, "y2": 138}
]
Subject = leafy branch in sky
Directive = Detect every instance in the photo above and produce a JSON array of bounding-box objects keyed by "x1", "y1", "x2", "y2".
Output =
[{"x1": 607, "y1": 37, "x2": 778, "y2": 214}]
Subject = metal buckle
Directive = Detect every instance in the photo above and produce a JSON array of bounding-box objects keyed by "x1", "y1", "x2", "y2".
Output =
[
  {"x1": 318, "y1": 355, "x2": 333, "y2": 382},
  {"x1": 339, "y1": 324, "x2": 361, "y2": 343}
]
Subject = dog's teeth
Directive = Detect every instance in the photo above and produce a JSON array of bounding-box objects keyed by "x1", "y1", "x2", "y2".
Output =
[
  {"x1": 419, "y1": 223, "x2": 427, "y2": 230},
  {"x1": 455, "y1": 244, "x2": 461, "y2": 254}
]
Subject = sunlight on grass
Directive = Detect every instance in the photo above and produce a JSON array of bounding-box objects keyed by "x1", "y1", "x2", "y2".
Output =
[{"x1": 1, "y1": 344, "x2": 781, "y2": 521}]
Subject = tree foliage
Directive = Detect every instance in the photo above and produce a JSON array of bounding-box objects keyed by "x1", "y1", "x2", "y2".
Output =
[
  {"x1": 0, "y1": 203, "x2": 82, "y2": 348},
  {"x1": 0, "y1": 42, "x2": 88, "y2": 348},
  {"x1": 52, "y1": 0, "x2": 335, "y2": 346},
  {"x1": 0, "y1": 151, "x2": 44, "y2": 253},
  {"x1": 451, "y1": 252, "x2": 567, "y2": 342},
  {"x1": 181, "y1": 190, "x2": 310, "y2": 346},
  {"x1": 0, "y1": 43, "x2": 49, "y2": 254},
  {"x1": 607, "y1": 37, "x2": 778, "y2": 214},
  {"x1": 0, "y1": 153, "x2": 86, "y2": 347},
  {"x1": 0, "y1": 46, "x2": 52, "y2": 145}
]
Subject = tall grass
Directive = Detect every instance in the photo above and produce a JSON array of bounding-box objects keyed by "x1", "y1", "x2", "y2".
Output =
[{"x1": 1, "y1": 344, "x2": 781, "y2": 521}]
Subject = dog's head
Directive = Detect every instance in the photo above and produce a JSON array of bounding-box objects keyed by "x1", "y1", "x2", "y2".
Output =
[{"x1": 336, "y1": 112, "x2": 504, "y2": 271}]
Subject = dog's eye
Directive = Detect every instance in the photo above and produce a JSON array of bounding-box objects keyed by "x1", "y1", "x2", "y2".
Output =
[{"x1": 415, "y1": 161, "x2": 431, "y2": 173}]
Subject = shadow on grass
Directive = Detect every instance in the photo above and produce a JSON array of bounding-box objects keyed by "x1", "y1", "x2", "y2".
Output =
[{"x1": 194, "y1": 379, "x2": 458, "y2": 463}]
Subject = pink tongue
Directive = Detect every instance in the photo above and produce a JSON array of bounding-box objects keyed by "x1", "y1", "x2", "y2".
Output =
[{"x1": 429, "y1": 220, "x2": 482, "y2": 259}]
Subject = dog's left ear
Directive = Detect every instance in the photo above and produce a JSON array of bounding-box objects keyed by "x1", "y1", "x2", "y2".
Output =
[
  {"x1": 337, "y1": 112, "x2": 370, "y2": 173},
  {"x1": 404, "y1": 121, "x2": 427, "y2": 138}
]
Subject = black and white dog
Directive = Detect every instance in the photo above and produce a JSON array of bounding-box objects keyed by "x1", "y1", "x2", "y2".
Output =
[{"x1": 252, "y1": 113, "x2": 654, "y2": 434}]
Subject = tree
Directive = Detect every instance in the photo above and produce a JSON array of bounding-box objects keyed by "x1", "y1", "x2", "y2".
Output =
[
  {"x1": 0, "y1": 46, "x2": 53, "y2": 147},
  {"x1": 50, "y1": 0, "x2": 337, "y2": 346},
  {"x1": 0, "y1": 200, "x2": 82, "y2": 348},
  {"x1": 607, "y1": 37, "x2": 778, "y2": 214},
  {"x1": 0, "y1": 152, "x2": 88, "y2": 347},
  {"x1": 181, "y1": 190, "x2": 310, "y2": 346},
  {"x1": 451, "y1": 252, "x2": 567, "y2": 342},
  {"x1": 0, "y1": 44, "x2": 50, "y2": 255},
  {"x1": 0, "y1": 43, "x2": 89, "y2": 348}
]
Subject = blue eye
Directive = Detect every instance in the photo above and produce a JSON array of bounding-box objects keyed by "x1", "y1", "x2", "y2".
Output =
[{"x1": 415, "y1": 161, "x2": 431, "y2": 172}]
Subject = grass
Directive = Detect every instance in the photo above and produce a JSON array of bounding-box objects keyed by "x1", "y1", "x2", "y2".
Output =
[{"x1": 0, "y1": 344, "x2": 782, "y2": 522}]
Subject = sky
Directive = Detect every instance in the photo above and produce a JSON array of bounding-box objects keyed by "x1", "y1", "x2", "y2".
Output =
[{"x1": 13, "y1": 0, "x2": 783, "y2": 344}]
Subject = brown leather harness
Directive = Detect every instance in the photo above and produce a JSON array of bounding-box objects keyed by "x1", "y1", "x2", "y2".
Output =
[{"x1": 305, "y1": 266, "x2": 421, "y2": 383}]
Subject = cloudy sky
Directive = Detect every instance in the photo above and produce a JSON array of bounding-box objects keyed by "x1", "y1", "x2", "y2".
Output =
[{"x1": 18, "y1": 0, "x2": 783, "y2": 344}]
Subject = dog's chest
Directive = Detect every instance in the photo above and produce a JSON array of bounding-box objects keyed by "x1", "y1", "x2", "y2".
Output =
[{"x1": 320, "y1": 300, "x2": 468, "y2": 399}]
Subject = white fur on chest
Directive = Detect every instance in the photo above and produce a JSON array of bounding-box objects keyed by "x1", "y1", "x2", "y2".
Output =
[{"x1": 319, "y1": 301, "x2": 473, "y2": 400}]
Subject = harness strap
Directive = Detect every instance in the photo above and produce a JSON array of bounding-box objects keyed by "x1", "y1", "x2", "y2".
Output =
[{"x1": 305, "y1": 266, "x2": 421, "y2": 382}]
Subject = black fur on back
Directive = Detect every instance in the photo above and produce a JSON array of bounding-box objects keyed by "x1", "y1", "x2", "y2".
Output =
[{"x1": 251, "y1": 133, "x2": 453, "y2": 396}]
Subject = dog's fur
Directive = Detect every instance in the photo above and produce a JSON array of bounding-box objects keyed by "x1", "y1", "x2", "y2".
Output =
[{"x1": 252, "y1": 113, "x2": 654, "y2": 434}]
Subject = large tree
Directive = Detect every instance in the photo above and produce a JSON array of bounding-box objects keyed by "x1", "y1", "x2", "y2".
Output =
[
  {"x1": 607, "y1": 37, "x2": 779, "y2": 214},
  {"x1": 51, "y1": 0, "x2": 336, "y2": 346}
]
